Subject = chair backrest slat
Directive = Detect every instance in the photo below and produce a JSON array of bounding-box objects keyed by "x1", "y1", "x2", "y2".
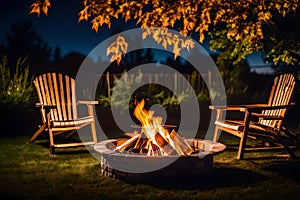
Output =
[
  {"x1": 47, "y1": 73, "x2": 59, "y2": 120},
  {"x1": 65, "y1": 76, "x2": 72, "y2": 120},
  {"x1": 71, "y1": 78, "x2": 78, "y2": 119},
  {"x1": 40, "y1": 75, "x2": 54, "y2": 121},
  {"x1": 52, "y1": 73, "x2": 63, "y2": 121},
  {"x1": 259, "y1": 73, "x2": 296, "y2": 129},
  {"x1": 58, "y1": 74, "x2": 67, "y2": 121},
  {"x1": 38, "y1": 76, "x2": 46, "y2": 105},
  {"x1": 42, "y1": 74, "x2": 56, "y2": 121},
  {"x1": 263, "y1": 75, "x2": 282, "y2": 127},
  {"x1": 34, "y1": 73, "x2": 77, "y2": 122},
  {"x1": 271, "y1": 75, "x2": 292, "y2": 122},
  {"x1": 34, "y1": 77, "x2": 46, "y2": 123}
]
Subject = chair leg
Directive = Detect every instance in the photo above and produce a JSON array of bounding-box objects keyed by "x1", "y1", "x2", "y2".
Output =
[
  {"x1": 213, "y1": 126, "x2": 221, "y2": 142},
  {"x1": 237, "y1": 131, "x2": 247, "y2": 160},
  {"x1": 213, "y1": 109, "x2": 223, "y2": 142},
  {"x1": 237, "y1": 111, "x2": 251, "y2": 160},
  {"x1": 48, "y1": 129, "x2": 55, "y2": 154},
  {"x1": 87, "y1": 104, "x2": 97, "y2": 144},
  {"x1": 91, "y1": 121, "x2": 97, "y2": 144},
  {"x1": 47, "y1": 112, "x2": 55, "y2": 154},
  {"x1": 29, "y1": 123, "x2": 47, "y2": 143},
  {"x1": 50, "y1": 145, "x2": 55, "y2": 154}
]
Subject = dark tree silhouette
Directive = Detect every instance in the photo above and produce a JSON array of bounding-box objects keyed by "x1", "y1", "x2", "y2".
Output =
[
  {"x1": 2, "y1": 21, "x2": 52, "y2": 74},
  {"x1": 53, "y1": 46, "x2": 61, "y2": 65}
]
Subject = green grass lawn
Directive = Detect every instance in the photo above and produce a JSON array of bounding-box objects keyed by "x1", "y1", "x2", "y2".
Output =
[{"x1": 1, "y1": 135, "x2": 300, "y2": 200}]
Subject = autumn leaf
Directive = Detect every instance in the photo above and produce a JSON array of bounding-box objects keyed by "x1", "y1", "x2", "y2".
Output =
[
  {"x1": 29, "y1": 0, "x2": 51, "y2": 17},
  {"x1": 162, "y1": 39, "x2": 167, "y2": 49},
  {"x1": 142, "y1": 31, "x2": 148, "y2": 39},
  {"x1": 78, "y1": 7, "x2": 90, "y2": 22},
  {"x1": 42, "y1": 0, "x2": 50, "y2": 14},
  {"x1": 29, "y1": 2, "x2": 41, "y2": 16},
  {"x1": 106, "y1": 35, "x2": 128, "y2": 65}
]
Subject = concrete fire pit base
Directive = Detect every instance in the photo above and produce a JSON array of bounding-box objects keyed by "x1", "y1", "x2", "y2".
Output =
[{"x1": 94, "y1": 138, "x2": 226, "y2": 180}]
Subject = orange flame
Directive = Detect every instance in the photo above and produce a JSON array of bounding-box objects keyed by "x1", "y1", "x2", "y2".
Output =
[{"x1": 133, "y1": 99, "x2": 192, "y2": 156}]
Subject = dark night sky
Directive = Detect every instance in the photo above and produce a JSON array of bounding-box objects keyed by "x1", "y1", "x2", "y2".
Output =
[
  {"x1": 0, "y1": 0, "x2": 209, "y2": 64},
  {"x1": 1, "y1": 1, "x2": 295, "y2": 71},
  {"x1": 0, "y1": 0, "x2": 130, "y2": 57}
]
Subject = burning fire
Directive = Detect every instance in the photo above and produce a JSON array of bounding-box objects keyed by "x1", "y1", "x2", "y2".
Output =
[{"x1": 116, "y1": 99, "x2": 193, "y2": 156}]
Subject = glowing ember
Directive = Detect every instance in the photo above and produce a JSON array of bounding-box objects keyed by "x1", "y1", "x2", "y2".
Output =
[{"x1": 116, "y1": 99, "x2": 193, "y2": 156}]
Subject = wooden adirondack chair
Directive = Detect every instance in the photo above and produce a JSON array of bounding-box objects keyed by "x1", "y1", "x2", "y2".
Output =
[
  {"x1": 29, "y1": 73, "x2": 98, "y2": 153},
  {"x1": 209, "y1": 73, "x2": 298, "y2": 159}
]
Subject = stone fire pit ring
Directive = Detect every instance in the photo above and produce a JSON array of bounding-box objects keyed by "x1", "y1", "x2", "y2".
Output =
[{"x1": 94, "y1": 138, "x2": 226, "y2": 179}]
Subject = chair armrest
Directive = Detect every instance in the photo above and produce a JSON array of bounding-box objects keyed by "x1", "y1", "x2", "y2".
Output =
[
  {"x1": 209, "y1": 103, "x2": 295, "y2": 112},
  {"x1": 209, "y1": 104, "x2": 268, "y2": 111},
  {"x1": 78, "y1": 100, "x2": 99, "y2": 105},
  {"x1": 36, "y1": 103, "x2": 57, "y2": 109},
  {"x1": 36, "y1": 103, "x2": 57, "y2": 114},
  {"x1": 209, "y1": 105, "x2": 241, "y2": 111}
]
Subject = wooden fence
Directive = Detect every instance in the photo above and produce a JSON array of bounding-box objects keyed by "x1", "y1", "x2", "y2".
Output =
[{"x1": 82, "y1": 71, "x2": 214, "y2": 97}]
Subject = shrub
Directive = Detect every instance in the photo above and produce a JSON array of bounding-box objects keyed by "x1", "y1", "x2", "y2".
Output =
[
  {"x1": 98, "y1": 70, "x2": 143, "y2": 112},
  {"x1": 0, "y1": 55, "x2": 36, "y2": 109},
  {"x1": 97, "y1": 71, "x2": 191, "y2": 112}
]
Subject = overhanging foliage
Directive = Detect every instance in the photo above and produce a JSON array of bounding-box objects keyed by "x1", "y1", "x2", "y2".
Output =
[{"x1": 29, "y1": 0, "x2": 300, "y2": 66}]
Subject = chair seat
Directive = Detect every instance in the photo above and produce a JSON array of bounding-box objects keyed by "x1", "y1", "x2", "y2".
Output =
[
  {"x1": 215, "y1": 120, "x2": 271, "y2": 132},
  {"x1": 52, "y1": 116, "x2": 94, "y2": 127},
  {"x1": 215, "y1": 120, "x2": 243, "y2": 131}
]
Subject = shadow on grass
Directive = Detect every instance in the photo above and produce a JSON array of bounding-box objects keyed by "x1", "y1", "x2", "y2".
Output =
[
  {"x1": 219, "y1": 143, "x2": 300, "y2": 160},
  {"x1": 115, "y1": 167, "x2": 266, "y2": 190},
  {"x1": 31, "y1": 138, "x2": 95, "y2": 155},
  {"x1": 264, "y1": 161, "x2": 300, "y2": 183}
]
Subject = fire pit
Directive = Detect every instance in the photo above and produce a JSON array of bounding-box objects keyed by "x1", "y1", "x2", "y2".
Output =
[
  {"x1": 94, "y1": 138, "x2": 225, "y2": 180},
  {"x1": 94, "y1": 99, "x2": 226, "y2": 180}
]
